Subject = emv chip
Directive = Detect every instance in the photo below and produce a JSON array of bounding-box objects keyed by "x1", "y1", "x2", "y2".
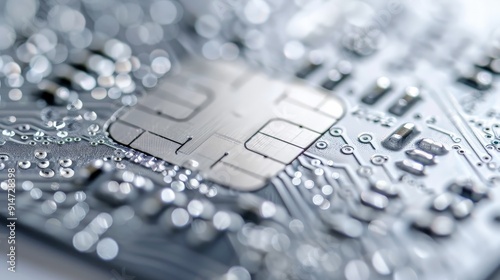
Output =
[{"x1": 108, "y1": 57, "x2": 345, "y2": 191}]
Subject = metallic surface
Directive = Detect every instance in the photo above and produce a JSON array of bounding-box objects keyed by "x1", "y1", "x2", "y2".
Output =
[
  {"x1": 2, "y1": 0, "x2": 500, "y2": 280},
  {"x1": 110, "y1": 58, "x2": 344, "y2": 190}
]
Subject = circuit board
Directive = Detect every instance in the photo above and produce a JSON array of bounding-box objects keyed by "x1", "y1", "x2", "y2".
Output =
[{"x1": 2, "y1": 0, "x2": 500, "y2": 279}]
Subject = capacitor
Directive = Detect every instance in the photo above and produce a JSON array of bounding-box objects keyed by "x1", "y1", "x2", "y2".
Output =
[
  {"x1": 54, "y1": 64, "x2": 96, "y2": 91},
  {"x1": 388, "y1": 86, "x2": 421, "y2": 116},
  {"x1": 321, "y1": 60, "x2": 352, "y2": 90},
  {"x1": 405, "y1": 149, "x2": 436, "y2": 165},
  {"x1": 361, "y1": 77, "x2": 392, "y2": 105},
  {"x1": 76, "y1": 160, "x2": 109, "y2": 185},
  {"x1": 458, "y1": 68, "x2": 492, "y2": 90},
  {"x1": 475, "y1": 55, "x2": 500, "y2": 74},
  {"x1": 432, "y1": 193, "x2": 453, "y2": 211},
  {"x1": 382, "y1": 122, "x2": 419, "y2": 151},
  {"x1": 396, "y1": 159, "x2": 425, "y2": 176},
  {"x1": 296, "y1": 61, "x2": 322, "y2": 79},
  {"x1": 412, "y1": 212, "x2": 455, "y2": 237},
  {"x1": 37, "y1": 79, "x2": 69, "y2": 105},
  {"x1": 371, "y1": 180, "x2": 399, "y2": 197},
  {"x1": 360, "y1": 191, "x2": 389, "y2": 210},
  {"x1": 418, "y1": 138, "x2": 448, "y2": 155},
  {"x1": 448, "y1": 179, "x2": 488, "y2": 202},
  {"x1": 451, "y1": 199, "x2": 474, "y2": 219}
]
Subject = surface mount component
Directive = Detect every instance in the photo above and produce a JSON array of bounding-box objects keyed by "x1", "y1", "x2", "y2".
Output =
[
  {"x1": 418, "y1": 138, "x2": 449, "y2": 155},
  {"x1": 396, "y1": 159, "x2": 426, "y2": 176},
  {"x1": 361, "y1": 77, "x2": 392, "y2": 105},
  {"x1": 321, "y1": 60, "x2": 353, "y2": 90},
  {"x1": 296, "y1": 61, "x2": 322, "y2": 79},
  {"x1": 109, "y1": 57, "x2": 345, "y2": 191},
  {"x1": 405, "y1": 149, "x2": 436, "y2": 165},
  {"x1": 458, "y1": 69, "x2": 493, "y2": 90},
  {"x1": 388, "y1": 86, "x2": 421, "y2": 116},
  {"x1": 381, "y1": 122, "x2": 420, "y2": 151}
]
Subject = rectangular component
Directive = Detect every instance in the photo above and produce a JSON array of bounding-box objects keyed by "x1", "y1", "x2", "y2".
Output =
[
  {"x1": 382, "y1": 123, "x2": 420, "y2": 151},
  {"x1": 361, "y1": 77, "x2": 392, "y2": 105},
  {"x1": 396, "y1": 159, "x2": 425, "y2": 176},
  {"x1": 388, "y1": 86, "x2": 421, "y2": 116},
  {"x1": 321, "y1": 61, "x2": 352, "y2": 90},
  {"x1": 295, "y1": 62, "x2": 322, "y2": 79}
]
